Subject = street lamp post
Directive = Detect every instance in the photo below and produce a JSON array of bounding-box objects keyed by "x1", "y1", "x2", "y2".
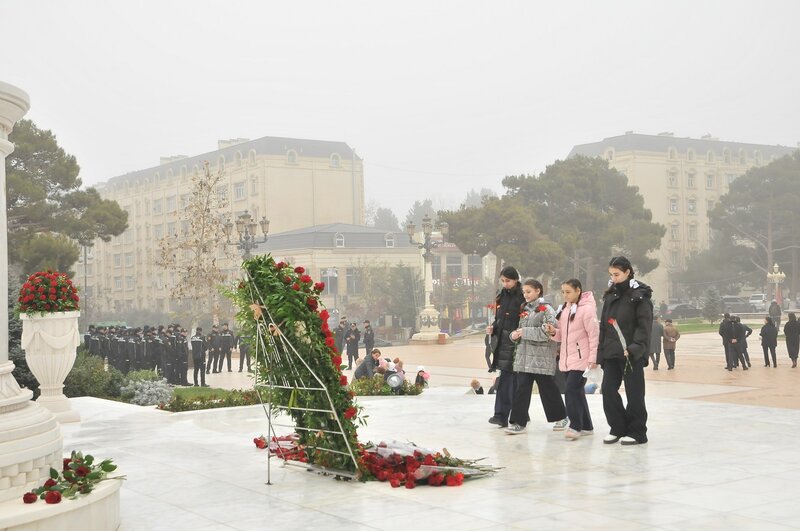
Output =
[
  {"x1": 223, "y1": 210, "x2": 269, "y2": 260},
  {"x1": 767, "y1": 263, "x2": 786, "y2": 307},
  {"x1": 407, "y1": 215, "x2": 449, "y2": 342}
]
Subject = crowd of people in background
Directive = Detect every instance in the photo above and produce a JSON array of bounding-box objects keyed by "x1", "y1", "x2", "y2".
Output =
[
  {"x1": 83, "y1": 322, "x2": 250, "y2": 388},
  {"x1": 717, "y1": 301, "x2": 800, "y2": 369}
]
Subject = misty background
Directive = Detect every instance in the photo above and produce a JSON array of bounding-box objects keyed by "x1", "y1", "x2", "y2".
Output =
[{"x1": 1, "y1": 0, "x2": 799, "y2": 217}]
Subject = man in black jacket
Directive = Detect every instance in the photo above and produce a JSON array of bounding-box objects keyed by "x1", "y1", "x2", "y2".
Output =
[
  {"x1": 718, "y1": 313, "x2": 737, "y2": 371},
  {"x1": 206, "y1": 325, "x2": 221, "y2": 374},
  {"x1": 363, "y1": 320, "x2": 375, "y2": 358},
  {"x1": 190, "y1": 327, "x2": 209, "y2": 387},
  {"x1": 218, "y1": 323, "x2": 235, "y2": 372}
]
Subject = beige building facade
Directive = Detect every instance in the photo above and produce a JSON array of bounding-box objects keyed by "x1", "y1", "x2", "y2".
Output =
[
  {"x1": 78, "y1": 136, "x2": 364, "y2": 315},
  {"x1": 569, "y1": 132, "x2": 796, "y2": 301}
]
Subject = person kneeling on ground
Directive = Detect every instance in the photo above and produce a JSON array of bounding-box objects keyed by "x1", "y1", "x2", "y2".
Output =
[
  {"x1": 354, "y1": 348, "x2": 382, "y2": 380},
  {"x1": 468, "y1": 379, "x2": 484, "y2": 394}
]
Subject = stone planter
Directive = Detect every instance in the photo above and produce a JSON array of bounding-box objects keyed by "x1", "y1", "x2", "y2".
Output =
[{"x1": 20, "y1": 311, "x2": 81, "y2": 423}]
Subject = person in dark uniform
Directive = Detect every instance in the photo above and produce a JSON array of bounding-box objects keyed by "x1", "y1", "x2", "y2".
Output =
[
  {"x1": 334, "y1": 319, "x2": 347, "y2": 355},
  {"x1": 363, "y1": 320, "x2": 375, "y2": 359},
  {"x1": 165, "y1": 327, "x2": 179, "y2": 384},
  {"x1": 718, "y1": 313, "x2": 737, "y2": 371},
  {"x1": 733, "y1": 316, "x2": 752, "y2": 368},
  {"x1": 238, "y1": 335, "x2": 252, "y2": 373},
  {"x1": 89, "y1": 327, "x2": 101, "y2": 358},
  {"x1": 190, "y1": 327, "x2": 209, "y2": 387},
  {"x1": 206, "y1": 325, "x2": 221, "y2": 374},
  {"x1": 345, "y1": 322, "x2": 361, "y2": 370},
  {"x1": 218, "y1": 323, "x2": 234, "y2": 372},
  {"x1": 83, "y1": 325, "x2": 94, "y2": 350},
  {"x1": 178, "y1": 327, "x2": 190, "y2": 385}
]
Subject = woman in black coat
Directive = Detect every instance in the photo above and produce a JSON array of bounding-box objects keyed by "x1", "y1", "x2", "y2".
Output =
[
  {"x1": 486, "y1": 266, "x2": 525, "y2": 429},
  {"x1": 344, "y1": 323, "x2": 361, "y2": 370},
  {"x1": 783, "y1": 313, "x2": 800, "y2": 368},
  {"x1": 598, "y1": 256, "x2": 653, "y2": 446},
  {"x1": 760, "y1": 317, "x2": 778, "y2": 367}
]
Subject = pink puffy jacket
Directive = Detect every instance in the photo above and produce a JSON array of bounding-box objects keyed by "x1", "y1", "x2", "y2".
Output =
[{"x1": 552, "y1": 291, "x2": 599, "y2": 371}]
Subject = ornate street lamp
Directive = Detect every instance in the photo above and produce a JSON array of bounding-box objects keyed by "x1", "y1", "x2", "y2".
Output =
[
  {"x1": 224, "y1": 210, "x2": 269, "y2": 260},
  {"x1": 767, "y1": 263, "x2": 786, "y2": 307},
  {"x1": 407, "y1": 215, "x2": 449, "y2": 342}
]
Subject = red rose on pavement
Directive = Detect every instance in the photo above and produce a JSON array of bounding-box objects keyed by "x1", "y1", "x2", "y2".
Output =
[
  {"x1": 405, "y1": 478, "x2": 416, "y2": 489},
  {"x1": 344, "y1": 407, "x2": 357, "y2": 419},
  {"x1": 389, "y1": 478, "x2": 402, "y2": 488},
  {"x1": 428, "y1": 473, "x2": 445, "y2": 486},
  {"x1": 44, "y1": 490, "x2": 62, "y2": 504},
  {"x1": 376, "y1": 470, "x2": 389, "y2": 482},
  {"x1": 75, "y1": 465, "x2": 91, "y2": 477},
  {"x1": 339, "y1": 375, "x2": 348, "y2": 386},
  {"x1": 23, "y1": 492, "x2": 37, "y2": 503},
  {"x1": 294, "y1": 266, "x2": 305, "y2": 274}
]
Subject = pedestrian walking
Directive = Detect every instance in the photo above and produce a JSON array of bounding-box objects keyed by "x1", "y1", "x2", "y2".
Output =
[
  {"x1": 760, "y1": 317, "x2": 778, "y2": 367},
  {"x1": 649, "y1": 316, "x2": 664, "y2": 370},
  {"x1": 784, "y1": 312, "x2": 800, "y2": 368},
  {"x1": 662, "y1": 318, "x2": 680, "y2": 370},
  {"x1": 769, "y1": 300, "x2": 782, "y2": 331}
]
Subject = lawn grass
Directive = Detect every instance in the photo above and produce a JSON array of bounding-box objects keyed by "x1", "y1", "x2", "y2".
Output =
[
  {"x1": 173, "y1": 386, "x2": 240, "y2": 400},
  {"x1": 669, "y1": 319, "x2": 720, "y2": 334}
]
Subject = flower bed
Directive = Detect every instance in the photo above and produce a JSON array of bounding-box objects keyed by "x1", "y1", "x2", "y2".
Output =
[
  {"x1": 158, "y1": 388, "x2": 265, "y2": 412},
  {"x1": 17, "y1": 270, "x2": 79, "y2": 314},
  {"x1": 349, "y1": 375, "x2": 423, "y2": 396}
]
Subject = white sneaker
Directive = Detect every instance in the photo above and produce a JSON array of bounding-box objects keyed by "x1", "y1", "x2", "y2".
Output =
[
  {"x1": 552, "y1": 418, "x2": 569, "y2": 431},
  {"x1": 505, "y1": 423, "x2": 527, "y2": 435},
  {"x1": 620, "y1": 436, "x2": 645, "y2": 446},
  {"x1": 603, "y1": 434, "x2": 621, "y2": 444},
  {"x1": 580, "y1": 430, "x2": 594, "y2": 437},
  {"x1": 564, "y1": 428, "x2": 581, "y2": 440}
]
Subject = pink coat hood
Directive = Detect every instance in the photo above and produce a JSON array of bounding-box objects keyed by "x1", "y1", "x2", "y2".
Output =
[{"x1": 553, "y1": 291, "x2": 599, "y2": 371}]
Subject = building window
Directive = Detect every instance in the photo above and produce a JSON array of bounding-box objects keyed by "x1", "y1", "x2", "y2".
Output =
[
  {"x1": 180, "y1": 166, "x2": 187, "y2": 179},
  {"x1": 114, "y1": 254, "x2": 122, "y2": 268},
  {"x1": 167, "y1": 221, "x2": 176, "y2": 236},
  {"x1": 193, "y1": 164, "x2": 200, "y2": 177},
  {"x1": 385, "y1": 233, "x2": 394, "y2": 248},
  {"x1": 166, "y1": 169, "x2": 174, "y2": 182},
  {"x1": 668, "y1": 148, "x2": 677, "y2": 160},
  {"x1": 330, "y1": 154, "x2": 341, "y2": 168},
  {"x1": 687, "y1": 173, "x2": 695, "y2": 188},
  {"x1": 123, "y1": 229, "x2": 134, "y2": 244},
  {"x1": 287, "y1": 150, "x2": 297, "y2": 164},
  {"x1": 248, "y1": 150, "x2": 257, "y2": 164},
  {"x1": 345, "y1": 268, "x2": 363, "y2": 295},
  {"x1": 688, "y1": 224, "x2": 698, "y2": 241},
  {"x1": 670, "y1": 223, "x2": 680, "y2": 240},
  {"x1": 233, "y1": 182, "x2": 246, "y2": 200},
  {"x1": 114, "y1": 277, "x2": 123, "y2": 290},
  {"x1": 165, "y1": 196, "x2": 176, "y2": 212},
  {"x1": 687, "y1": 149, "x2": 695, "y2": 161},
  {"x1": 446, "y1": 255, "x2": 462, "y2": 279},
  {"x1": 723, "y1": 149, "x2": 731, "y2": 164},
  {"x1": 126, "y1": 276, "x2": 135, "y2": 290},
  {"x1": 124, "y1": 252, "x2": 133, "y2": 267},
  {"x1": 334, "y1": 233, "x2": 345, "y2": 248},
  {"x1": 217, "y1": 185, "x2": 227, "y2": 203},
  {"x1": 217, "y1": 156, "x2": 225, "y2": 172},
  {"x1": 706, "y1": 174, "x2": 715, "y2": 188},
  {"x1": 432, "y1": 258, "x2": 441, "y2": 280},
  {"x1": 754, "y1": 150, "x2": 762, "y2": 165},
  {"x1": 738, "y1": 149, "x2": 746, "y2": 165},
  {"x1": 669, "y1": 198, "x2": 679, "y2": 213},
  {"x1": 153, "y1": 199, "x2": 163, "y2": 215},
  {"x1": 235, "y1": 151, "x2": 243, "y2": 168},
  {"x1": 668, "y1": 172, "x2": 678, "y2": 187},
  {"x1": 606, "y1": 149, "x2": 614, "y2": 161},
  {"x1": 707, "y1": 151, "x2": 714, "y2": 162},
  {"x1": 154, "y1": 224, "x2": 164, "y2": 239},
  {"x1": 250, "y1": 176, "x2": 258, "y2": 195},
  {"x1": 181, "y1": 220, "x2": 190, "y2": 235},
  {"x1": 180, "y1": 194, "x2": 189, "y2": 208},
  {"x1": 320, "y1": 268, "x2": 339, "y2": 296},
  {"x1": 669, "y1": 250, "x2": 679, "y2": 267},
  {"x1": 687, "y1": 198, "x2": 697, "y2": 214}
]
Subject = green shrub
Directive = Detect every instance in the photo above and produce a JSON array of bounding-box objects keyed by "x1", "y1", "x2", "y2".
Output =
[
  {"x1": 64, "y1": 350, "x2": 125, "y2": 399},
  {"x1": 349, "y1": 375, "x2": 423, "y2": 396},
  {"x1": 158, "y1": 387, "x2": 266, "y2": 412},
  {"x1": 10, "y1": 344, "x2": 39, "y2": 398}
]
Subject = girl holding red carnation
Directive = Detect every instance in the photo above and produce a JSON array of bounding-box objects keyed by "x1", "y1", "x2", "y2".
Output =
[{"x1": 506, "y1": 279, "x2": 567, "y2": 435}]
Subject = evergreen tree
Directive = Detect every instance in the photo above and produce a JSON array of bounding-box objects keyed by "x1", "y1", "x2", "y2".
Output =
[{"x1": 702, "y1": 287, "x2": 724, "y2": 323}]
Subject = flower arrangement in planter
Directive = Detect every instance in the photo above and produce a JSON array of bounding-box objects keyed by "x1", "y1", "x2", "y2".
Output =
[
  {"x1": 17, "y1": 271, "x2": 80, "y2": 314},
  {"x1": 22, "y1": 451, "x2": 124, "y2": 504}
]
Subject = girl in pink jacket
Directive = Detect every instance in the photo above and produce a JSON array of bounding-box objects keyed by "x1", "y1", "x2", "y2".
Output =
[{"x1": 547, "y1": 279, "x2": 599, "y2": 440}]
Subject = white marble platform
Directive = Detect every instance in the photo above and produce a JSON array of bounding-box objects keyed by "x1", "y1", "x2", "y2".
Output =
[{"x1": 57, "y1": 385, "x2": 800, "y2": 530}]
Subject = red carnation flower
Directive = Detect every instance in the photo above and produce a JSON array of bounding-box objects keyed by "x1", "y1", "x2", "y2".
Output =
[
  {"x1": 607, "y1": 318, "x2": 616, "y2": 325},
  {"x1": 50, "y1": 281, "x2": 57, "y2": 287},
  {"x1": 428, "y1": 473, "x2": 445, "y2": 486},
  {"x1": 44, "y1": 478, "x2": 58, "y2": 488},
  {"x1": 389, "y1": 478, "x2": 402, "y2": 488},
  {"x1": 331, "y1": 355, "x2": 342, "y2": 366},
  {"x1": 307, "y1": 298, "x2": 318, "y2": 310},
  {"x1": 314, "y1": 282, "x2": 325, "y2": 291},
  {"x1": 49, "y1": 295, "x2": 57, "y2": 301},
  {"x1": 344, "y1": 407, "x2": 357, "y2": 419},
  {"x1": 23, "y1": 491, "x2": 37, "y2": 504},
  {"x1": 44, "y1": 304, "x2": 51, "y2": 310},
  {"x1": 325, "y1": 337, "x2": 335, "y2": 347},
  {"x1": 39, "y1": 295, "x2": 46, "y2": 300},
  {"x1": 339, "y1": 375, "x2": 348, "y2": 386},
  {"x1": 376, "y1": 470, "x2": 389, "y2": 482},
  {"x1": 294, "y1": 266, "x2": 305, "y2": 274},
  {"x1": 291, "y1": 283, "x2": 300, "y2": 291},
  {"x1": 283, "y1": 276, "x2": 292, "y2": 284},
  {"x1": 319, "y1": 309, "x2": 330, "y2": 320},
  {"x1": 275, "y1": 261, "x2": 286, "y2": 269},
  {"x1": 300, "y1": 274, "x2": 312, "y2": 283},
  {"x1": 71, "y1": 294, "x2": 79, "y2": 301},
  {"x1": 537, "y1": 304, "x2": 547, "y2": 312},
  {"x1": 44, "y1": 490, "x2": 62, "y2": 504},
  {"x1": 405, "y1": 479, "x2": 416, "y2": 489}
]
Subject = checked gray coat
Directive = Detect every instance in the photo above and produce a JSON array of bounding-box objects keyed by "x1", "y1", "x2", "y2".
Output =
[{"x1": 512, "y1": 300, "x2": 559, "y2": 375}]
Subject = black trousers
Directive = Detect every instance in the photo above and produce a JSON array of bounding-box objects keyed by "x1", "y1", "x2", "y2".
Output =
[
  {"x1": 565, "y1": 370, "x2": 593, "y2": 432},
  {"x1": 509, "y1": 372, "x2": 566, "y2": 427},
  {"x1": 239, "y1": 349, "x2": 251, "y2": 371},
  {"x1": 193, "y1": 355, "x2": 206, "y2": 386},
  {"x1": 218, "y1": 349, "x2": 231, "y2": 372},
  {"x1": 206, "y1": 349, "x2": 219, "y2": 373},
  {"x1": 602, "y1": 357, "x2": 647, "y2": 443},
  {"x1": 763, "y1": 345, "x2": 777, "y2": 367},
  {"x1": 492, "y1": 369, "x2": 515, "y2": 422},
  {"x1": 649, "y1": 352, "x2": 661, "y2": 369},
  {"x1": 664, "y1": 349, "x2": 675, "y2": 369}
]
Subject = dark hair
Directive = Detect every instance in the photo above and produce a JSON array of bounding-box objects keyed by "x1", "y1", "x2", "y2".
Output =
[
  {"x1": 557, "y1": 278, "x2": 583, "y2": 321},
  {"x1": 789, "y1": 313, "x2": 797, "y2": 322},
  {"x1": 499, "y1": 265, "x2": 520, "y2": 281},
  {"x1": 609, "y1": 256, "x2": 635, "y2": 277},
  {"x1": 765, "y1": 316, "x2": 774, "y2": 326},
  {"x1": 522, "y1": 278, "x2": 544, "y2": 296}
]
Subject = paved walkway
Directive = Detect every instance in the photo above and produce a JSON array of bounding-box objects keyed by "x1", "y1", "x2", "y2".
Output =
[{"x1": 216, "y1": 331, "x2": 800, "y2": 409}]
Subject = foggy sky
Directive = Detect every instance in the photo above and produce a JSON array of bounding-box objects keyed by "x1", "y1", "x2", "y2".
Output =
[{"x1": 1, "y1": 0, "x2": 799, "y2": 220}]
